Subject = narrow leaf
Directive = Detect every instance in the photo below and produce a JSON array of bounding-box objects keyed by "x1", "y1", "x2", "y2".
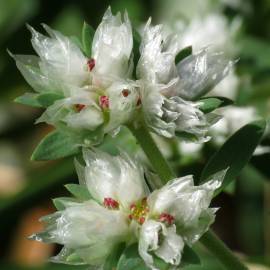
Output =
[
  {"x1": 198, "y1": 97, "x2": 233, "y2": 113},
  {"x1": 82, "y1": 22, "x2": 95, "y2": 57},
  {"x1": 14, "y1": 92, "x2": 42, "y2": 108},
  {"x1": 175, "y1": 46, "x2": 192, "y2": 64},
  {"x1": 132, "y1": 27, "x2": 141, "y2": 66},
  {"x1": 200, "y1": 120, "x2": 266, "y2": 195},
  {"x1": 31, "y1": 131, "x2": 80, "y2": 161},
  {"x1": 36, "y1": 92, "x2": 63, "y2": 107},
  {"x1": 117, "y1": 243, "x2": 147, "y2": 270},
  {"x1": 65, "y1": 184, "x2": 92, "y2": 201},
  {"x1": 52, "y1": 197, "x2": 78, "y2": 211},
  {"x1": 104, "y1": 243, "x2": 126, "y2": 270}
]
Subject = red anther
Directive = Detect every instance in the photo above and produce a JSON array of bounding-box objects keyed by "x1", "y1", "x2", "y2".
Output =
[
  {"x1": 136, "y1": 97, "x2": 141, "y2": 106},
  {"x1": 103, "y1": 197, "x2": 119, "y2": 209},
  {"x1": 87, "y1": 58, "x2": 95, "y2": 71},
  {"x1": 139, "y1": 217, "x2": 145, "y2": 224},
  {"x1": 159, "y1": 213, "x2": 175, "y2": 226},
  {"x1": 128, "y1": 214, "x2": 133, "y2": 220},
  {"x1": 99, "y1": 96, "x2": 109, "y2": 109},
  {"x1": 122, "y1": 89, "x2": 130, "y2": 97},
  {"x1": 130, "y1": 204, "x2": 136, "y2": 211},
  {"x1": 74, "y1": 104, "x2": 86, "y2": 112},
  {"x1": 141, "y1": 197, "x2": 147, "y2": 204}
]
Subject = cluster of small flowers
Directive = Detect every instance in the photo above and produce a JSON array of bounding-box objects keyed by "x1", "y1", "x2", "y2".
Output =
[
  {"x1": 30, "y1": 149, "x2": 226, "y2": 269},
  {"x1": 12, "y1": 7, "x2": 233, "y2": 270},
  {"x1": 13, "y1": 8, "x2": 233, "y2": 145}
]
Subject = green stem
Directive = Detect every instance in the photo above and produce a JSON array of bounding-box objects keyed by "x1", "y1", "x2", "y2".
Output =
[
  {"x1": 200, "y1": 231, "x2": 247, "y2": 270},
  {"x1": 128, "y1": 121, "x2": 248, "y2": 270},
  {"x1": 128, "y1": 122, "x2": 176, "y2": 184}
]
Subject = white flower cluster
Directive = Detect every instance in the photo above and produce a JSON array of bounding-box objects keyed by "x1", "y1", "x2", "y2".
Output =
[
  {"x1": 31, "y1": 149, "x2": 225, "y2": 269},
  {"x1": 12, "y1": 7, "x2": 234, "y2": 269},
  {"x1": 13, "y1": 7, "x2": 233, "y2": 144}
]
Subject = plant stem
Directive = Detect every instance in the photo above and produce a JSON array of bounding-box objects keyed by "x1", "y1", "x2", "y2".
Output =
[
  {"x1": 200, "y1": 230, "x2": 247, "y2": 270},
  {"x1": 128, "y1": 122, "x2": 176, "y2": 184},
  {"x1": 129, "y1": 121, "x2": 248, "y2": 270}
]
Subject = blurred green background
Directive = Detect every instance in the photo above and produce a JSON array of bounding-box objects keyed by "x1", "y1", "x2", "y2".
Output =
[{"x1": 1, "y1": 0, "x2": 270, "y2": 269}]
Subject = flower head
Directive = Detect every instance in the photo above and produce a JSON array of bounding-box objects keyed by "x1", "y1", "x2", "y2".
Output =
[
  {"x1": 12, "y1": 8, "x2": 138, "y2": 145},
  {"x1": 12, "y1": 8, "x2": 235, "y2": 146},
  {"x1": 31, "y1": 149, "x2": 226, "y2": 269},
  {"x1": 136, "y1": 20, "x2": 233, "y2": 142}
]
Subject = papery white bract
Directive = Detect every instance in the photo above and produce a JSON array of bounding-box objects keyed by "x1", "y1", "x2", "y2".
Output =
[
  {"x1": 137, "y1": 21, "x2": 232, "y2": 141},
  {"x1": 31, "y1": 149, "x2": 226, "y2": 269},
  {"x1": 12, "y1": 8, "x2": 138, "y2": 145},
  {"x1": 92, "y1": 8, "x2": 133, "y2": 86}
]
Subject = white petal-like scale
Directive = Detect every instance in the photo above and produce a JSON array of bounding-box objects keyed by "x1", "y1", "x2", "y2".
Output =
[
  {"x1": 154, "y1": 225, "x2": 184, "y2": 266},
  {"x1": 28, "y1": 24, "x2": 89, "y2": 87},
  {"x1": 139, "y1": 220, "x2": 166, "y2": 269},
  {"x1": 92, "y1": 7, "x2": 133, "y2": 84},
  {"x1": 64, "y1": 106, "x2": 104, "y2": 130},
  {"x1": 11, "y1": 54, "x2": 57, "y2": 93},
  {"x1": 176, "y1": 48, "x2": 235, "y2": 100},
  {"x1": 140, "y1": 85, "x2": 176, "y2": 138},
  {"x1": 82, "y1": 148, "x2": 149, "y2": 209},
  {"x1": 105, "y1": 80, "x2": 139, "y2": 133},
  {"x1": 137, "y1": 20, "x2": 180, "y2": 87},
  {"x1": 148, "y1": 170, "x2": 226, "y2": 243},
  {"x1": 138, "y1": 220, "x2": 184, "y2": 269},
  {"x1": 31, "y1": 200, "x2": 129, "y2": 265}
]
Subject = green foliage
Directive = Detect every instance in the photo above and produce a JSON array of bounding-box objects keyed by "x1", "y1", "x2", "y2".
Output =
[
  {"x1": 31, "y1": 131, "x2": 80, "y2": 161},
  {"x1": 36, "y1": 92, "x2": 64, "y2": 107},
  {"x1": 52, "y1": 197, "x2": 77, "y2": 211},
  {"x1": 175, "y1": 46, "x2": 192, "y2": 64},
  {"x1": 117, "y1": 243, "x2": 152, "y2": 270},
  {"x1": 198, "y1": 97, "x2": 233, "y2": 113},
  {"x1": 65, "y1": 184, "x2": 92, "y2": 201},
  {"x1": 104, "y1": 243, "x2": 126, "y2": 270},
  {"x1": 132, "y1": 27, "x2": 141, "y2": 68},
  {"x1": 200, "y1": 120, "x2": 266, "y2": 195},
  {"x1": 15, "y1": 92, "x2": 63, "y2": 108},
  {"x1": 14, "y1": 92, "x2": 42, "y2": 108},
  {"x1": 82, "y1": 22, "x2": 95, "y2": 57}
]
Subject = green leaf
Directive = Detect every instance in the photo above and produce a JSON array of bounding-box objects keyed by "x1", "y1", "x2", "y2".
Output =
[
  {"x1": 117, "y1": 243, "x2": 170, "y2": 270},
  {"x1": 31, "y1": 131, "x2": 80, "y2": 161},
  {"x1": 65, "y1": 184, "x2": 92, "y2": 201},
  {"x1": 198, "y1": 97, "x2": 233, "y2": 113},
  {"x1": 14, "y1": 92, "x2": 42, "y2": 108},
  {"x1": 182, "y1": 246, "x2": 201, "y2": 265},
  {"x1": 200, "y1": 120, "x2": 266, "y2": 195},
  {"x1": 104, "y1": 243, "x2": 126, "y2": 270},
  {"x1": 132, "y1": 27, "x2": 141, "y2": 66},
  {"x1": 117, "y1": 243, "x2": 147, "y2": 270},
  {"x1": 52, "y1": 197, "x2": 78, "y2": 211},
  {"x1": 82, "y1": 22, "x2": 95, "y2": 57},
  {"x1": 175, "y1": 46, "x2": 192, "y2": 64},
  {"x1": 36, "y1": 92, "x2": 63, "y2": 107},
  {"x1": 15, "y1": 92, "x2": 63, "y2": 108}
]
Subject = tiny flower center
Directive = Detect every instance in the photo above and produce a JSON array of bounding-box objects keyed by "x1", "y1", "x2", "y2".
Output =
[
  {"x1": 122, "y1": 89, "x2": 130, "y2": 97},
  {"x1": 159, "y1": 213, "x2": 175, "y2": 226},
  {"x1": 99, "y1": 95, "x2": 109, "y2": 109},
  {"x1": 103, "y1": 197, "x2": 119, "y2": 210},
  {"x1": 74, "y1": 104, "x2": 86, "y2": 112},
  {"x1": 129, "y1": 198, "x2": 149, "y2": 225},
  {"x1": 87, "y1": 58, "x2": 95, "y2": 71}
]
